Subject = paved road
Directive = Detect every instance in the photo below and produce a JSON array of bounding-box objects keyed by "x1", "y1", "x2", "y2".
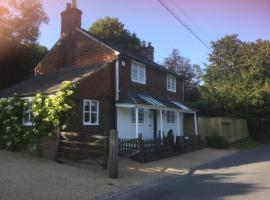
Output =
[{"x1": 103, "y1": 145, "x2": 270, "y2": 200}]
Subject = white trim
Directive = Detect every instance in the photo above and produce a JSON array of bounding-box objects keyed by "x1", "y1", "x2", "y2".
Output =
[
  {"x1": 115, "y1": 103, "x2": 135, "y2": 108},
  {"x1": 167, "y1": 74, "x2": 176, "y2": 93},
  {"x1": 116, "y1": 103, "x2": 193, "y2": 113},
  {"x1": 177, "y1": 112, "x2": 180, "y2": 136},
  {"x1": 194, "y1": 113, "x2": 198, "y2": 135},
  {"x1": 160, "y1": 109, "x2": 163, "y2": 137},
  {"x1": 131, "y1": 61, "x2": 146, "y2": 85},
  {"x1": 76, "y1": 28, "x2": 120, "y2": 55},
  {"x1": 115, "y1": 60, "x2": 120, "y2": 101},
  {"x1": 135, "y1": 107, "x2": 139, "y2": 137},
  {"x1": 83, "y1": 99, "x2": 100, "y2": 126}
]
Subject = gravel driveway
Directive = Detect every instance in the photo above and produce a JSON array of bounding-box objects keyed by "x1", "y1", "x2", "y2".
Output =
[{"x1": 0, "y1": 148, "x2": 235, "y2": 200}]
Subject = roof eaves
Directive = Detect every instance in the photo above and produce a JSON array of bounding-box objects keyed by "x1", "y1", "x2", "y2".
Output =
[{"x1": 77, "y1": 28, "x2": 120, "y2": 56}]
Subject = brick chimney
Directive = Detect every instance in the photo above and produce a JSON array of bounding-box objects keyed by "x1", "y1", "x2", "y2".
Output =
[
  {"x1": 61, "y1": 0, "x2": 82, "y2": 36},
  {"x1": 137, "y1": 41, "x2": 155, "y2": 61}
]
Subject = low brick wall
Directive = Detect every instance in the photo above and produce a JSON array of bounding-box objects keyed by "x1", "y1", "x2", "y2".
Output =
[{"x1": 40, "y1": 137, "x2": 58, "y2": 161}]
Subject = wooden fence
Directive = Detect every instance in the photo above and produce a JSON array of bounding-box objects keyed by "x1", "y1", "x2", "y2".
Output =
[
  {"x1": 184, "y1": 117, "x2": 249, "y2": 142},
  {"x1": 57, "y1": 132, "x2": 108, "y2": 169},
  {"x1": 118, "y1": 134, "x2": 205, "y2": 163},
  {"x1": 57, "y1": 131, "x2": 119, "y2": 179}
]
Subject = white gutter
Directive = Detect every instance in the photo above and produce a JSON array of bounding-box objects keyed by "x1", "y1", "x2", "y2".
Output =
[{"x1": 115, "y1": 60, "x2": 120, "y2": 101}]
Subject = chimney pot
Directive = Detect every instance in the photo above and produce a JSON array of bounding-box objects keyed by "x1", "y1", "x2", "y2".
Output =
[
  {"x1": 72, "y1": 0, "x2": 77, "y2": 8},
  {"x1": 142, "y1": 41, "x2": 146, "y2": 47},
  {"x1": 148, "y1": 42, "x2": 152, "y2": 47},
  {"x1": 66, "y1": 3, "x2": 71, "y2": 10}
]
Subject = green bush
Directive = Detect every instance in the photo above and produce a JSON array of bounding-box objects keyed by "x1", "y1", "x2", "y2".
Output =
[
  {"x1": 0, "y1": 81, "x2": 78, "y2": 151},
  {"x1": 206, "y1": 135, "x2": 229, "y2": 149},
  {"x1": 167, "y1": 129, "x2": 174, "y2": 146},
  {"x1": 248, "y1": 118, "x2": 270, "y2": 141}
]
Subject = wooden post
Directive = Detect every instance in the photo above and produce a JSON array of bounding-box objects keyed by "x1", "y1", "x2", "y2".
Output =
[
  {"x1": 138, "y1": 133, "x2": 144, "y2": 163},
  {"x1": 194, "y1": 113, "x2": 198, "y2": 136},
  {"x1": 103, "y1": 132, "x2": 108, "y2": 170},
  {"x1": 108, "y1": 130, "x2": 118, "y2": 179}
]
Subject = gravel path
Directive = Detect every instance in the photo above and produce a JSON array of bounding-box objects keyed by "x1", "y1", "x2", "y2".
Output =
[{"x1": 0, "y1": 148, "x2": 235, "y2": 200}]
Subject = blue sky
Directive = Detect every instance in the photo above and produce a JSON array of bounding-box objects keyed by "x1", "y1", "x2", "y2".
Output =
[{"x1": 39, "y1": 0, "x2": 270, "y2": 67}]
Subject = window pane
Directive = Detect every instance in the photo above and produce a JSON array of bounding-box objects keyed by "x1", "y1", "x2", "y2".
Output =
[
  {"x1": 138, "y1": 67, "x2": 145, "y2": 82},
  {"x1": 131, "y1": 64, "x2": 138, "y2": 81},
  {"x1": 91, "y1": 102, "x2": 97, "y2": 112},
  {"x1": 91, "y1": 113, "x2": 97, "y2": 124},
  {"x1": 84, "y1": 112, "x2": 90, "y2": 123},
  {"x1": 172, "y1": 112, "x2": 175, "y2": 123},
  {"x1": 84, "y1": 101, "x2": 90, "y2": 111},
  {"x1": 131, "y1": 108, "x2": 135, "y2": 123},
  {"x1": 139, "y1": 108, "x2": 144, "y2": 123}
]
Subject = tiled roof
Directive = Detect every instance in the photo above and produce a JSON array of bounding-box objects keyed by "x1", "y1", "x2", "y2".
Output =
[
  {"x1": 0, "y1": 63, "x2": 108, "y2": 98},
  {"x1": 78, "y1": 29, "x2": 185, "y2": 79}
]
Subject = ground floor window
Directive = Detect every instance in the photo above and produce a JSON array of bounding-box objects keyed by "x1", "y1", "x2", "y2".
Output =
[
  {"x1": 83, "y1": 99, "x2": 99, "y2": 125},
  {"x1": 131, "y1": 108, "x2": 144, "y2": 123},
  {"x1": 22, "y1": 98, "x2": 34, "y2": 126},
  {"x1": 167, "y1": 111, "x2": 175, "y2": 123}
]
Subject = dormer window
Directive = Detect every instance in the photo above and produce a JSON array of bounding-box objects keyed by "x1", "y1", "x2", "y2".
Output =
[
  {"x1": 167, "y1": 74, "x2": 176, "y2": 92},
  {"x1": 131, "y1": 61, "x2": 146, "y2": 84}
]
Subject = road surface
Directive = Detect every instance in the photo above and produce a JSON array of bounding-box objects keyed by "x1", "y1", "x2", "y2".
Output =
[{"x1": 103, "y1": 145, "x2": 270, "y2": 200}]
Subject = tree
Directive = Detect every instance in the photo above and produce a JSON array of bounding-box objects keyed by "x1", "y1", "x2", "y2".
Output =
[
  {"x1": 89, "y1": 17, "x2": 141, "y2": 49},
  {"x1": 201, "y1": 35, "x2": 270, "y2": 139},
  {"x1": 164, "y1": 49, "x2": 202, "y2": 101},
  {"x1": 0, "y1": 0, "x2": 48, "y2": 90},
  {"x1": 0, "y1": 0, "x2": 48, "y2": 44},
  {"x1": 0, "y1": 40, "x2": 47, "y2": 90}
]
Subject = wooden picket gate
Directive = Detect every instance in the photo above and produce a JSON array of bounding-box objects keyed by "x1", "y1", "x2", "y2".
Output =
[
  {"x1": 56, "y1": 130, "x2": 119, "y2": 179},
  {"x1": 56, "y1": 132, "x2": 108, "y2": 169}
]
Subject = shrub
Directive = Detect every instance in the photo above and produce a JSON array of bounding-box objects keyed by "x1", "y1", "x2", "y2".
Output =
[
  {"x1": 248, "y1": 118, "x2": 270, "y2": 141},
  {"x1": 0, "y1": 81, "x2": 78, "y2": 151},
  {"x1": 167, "y1": 129, "x2": 174, "y2": 146},
  {"x1": 206, "y1": 135, "x2": 229, "y2": 149}
]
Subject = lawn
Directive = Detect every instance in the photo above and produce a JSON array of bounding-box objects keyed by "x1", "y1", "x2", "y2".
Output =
[{"x1": 231, "y1": 137, "x2": 262, "y2": 151}]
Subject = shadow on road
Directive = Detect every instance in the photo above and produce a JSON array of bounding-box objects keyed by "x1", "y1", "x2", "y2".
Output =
[{"x1": 104, "y1": 145, "x2": 270, "y2": 200}]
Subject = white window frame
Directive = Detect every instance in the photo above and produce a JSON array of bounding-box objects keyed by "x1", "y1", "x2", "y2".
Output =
[
  {"x1": 83, "y1": 99, "x2": 99, "y2": 126},
  {"x1": 22, "y1": 97, "x2": 34, "y2": 126},
  {"x1": 167, "y1": 74, "x2": 176, "y2": 92},
  {"x1": 131, "y1": 108, "x2": 144, "y2": 124},
  {"x1": 131, "y1": 61, "x2": 146, "y2": 85},
  {"x1": 167, "y1": 111, "x2": 175, "y2": 123}
]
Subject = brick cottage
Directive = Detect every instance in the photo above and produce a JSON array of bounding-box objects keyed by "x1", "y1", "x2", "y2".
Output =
[{"x1": 0, "y1": 0, "x2": 198, "y2": 141}]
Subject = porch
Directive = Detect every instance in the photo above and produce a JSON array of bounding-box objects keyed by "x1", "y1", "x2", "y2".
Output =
[{"x1": 116, "y1": 93, "x2": 198, "y2": 141}]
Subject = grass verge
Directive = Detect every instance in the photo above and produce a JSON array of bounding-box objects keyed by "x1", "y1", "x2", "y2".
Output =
[{"x1": 230, "y1": 137, "x2": 262, "y2": 151}]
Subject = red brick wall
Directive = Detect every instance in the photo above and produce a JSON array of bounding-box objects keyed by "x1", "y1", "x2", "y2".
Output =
[
  {"x1": 119, "y1": 58, "x2": 184, "y2": 102},
  {"x1": 68, "y1": 63, "x2": 115, "y2": 136},
  {"x1": 35, "y1": 31, "x2": 117, "y2": 75}
]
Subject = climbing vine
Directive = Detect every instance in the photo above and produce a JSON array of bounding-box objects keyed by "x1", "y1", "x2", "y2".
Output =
[{"x1": 0, "y1": 81, "x2": 79, "y2": 150}]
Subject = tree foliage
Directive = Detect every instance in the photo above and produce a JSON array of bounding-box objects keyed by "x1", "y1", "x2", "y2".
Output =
[
  {"x1": 89, "y1": 17, "x2": 141, "y2": 49},
  {"x1": 0, "y1": 0, "x2": 48, "y2": 44},
  {"x1": 0, "y1": 0, "x2": 48, "y2": 90},
  {"x1": 201, "y1": 34, "x2": 270, "y2": 139},
  {"x1": 0, "y1": 40, "x2": 47, "y2": 90},
  {"x1": 164, "y1": 49, "x2": 202, "y2": 101}
]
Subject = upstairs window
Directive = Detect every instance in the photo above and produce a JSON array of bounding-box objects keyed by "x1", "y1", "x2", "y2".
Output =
[
  {"x1": 167, "y1": 111, "x2": 175, "y2": 123},
  {"x1": 167, "y1": 74, "x2": 176, "y2": 92},
  {"x1": 83, "y1": 100, "x2": 99, "y2": 125},
  {"x1": 22, "y1": 98, "x2": 34, "y2": 126},
  {"x1": 131, "y1": 108, "x2": 144, "y2": 123},
  {"x1": 131, "y1": 61, "x2": 146, "y2": 84}
]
